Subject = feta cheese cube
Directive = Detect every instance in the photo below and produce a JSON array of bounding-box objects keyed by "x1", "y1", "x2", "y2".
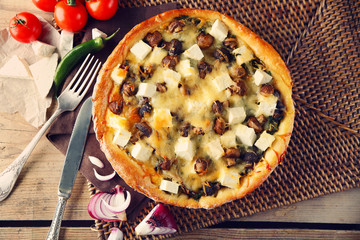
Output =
[
  {"x1": 31, "y1": 41, "x2": 56, "y2": 57},
  {"x1": 152, "y1": 108, "x2": 173, "y2": 129},
  {"x1": 130, "y1": 40, "x2": 152, "y2": 60},
  {"x1": 228, "y1": 106, "x2": 246, "y2": 125},
  {"x1": 59, "y1": 30, "x2": 74, "y2": 58},
  {"x1": 185, "y1": 100, "x2": 207, "y2": 114},
  {"x1": 92, "y1": 28, "x2": 107, "y2": 39},
  {"x1": 29, "y1": 53, "x2": 58, "y2": 98},
  {"x1": 0, "y1": 55, "x2": 32, "y2": 79},
  {"x1": 235, "y1": 124, "x2": 257, "y2": 146},
  {"x1": 160, "y1": 179, "x2": 180, "y2": 194},
  {"x1": 255, "y1": 131, "x2": 276, "y2": 151},
  {"x1": 163, "y1": 69, "x2": 181, "y2": 88},
  {"x1": 218, "y1": 169, "x2": 239, "y2": 188},
  {"x1": 220, "y1": 130, "x2": 237, "y2": 148},
  {"x1": 113, "y1": 128, "x2": 131, "y2": 147},
  {"x1": 256, "y1": 95, "x2": 278, "y2": 117},
  {"x1": 212, "y1": 73, "x2": 235, "y2": 92},
  {"x1": 136, "y1": 83, "x2": 157, "y2": 98},
  {"x1": 183, "y1": 44, "x2": 204, "y2": 60},
  {"x1": 131, "y1": 142, "x2": 153, "y2": 162},
  {"x1": 209, "y1": 19, "x2": 228, "y2": 41},
  {"x1": 177, "y1": 59, "x2": 196, "y2": 77},
  {"x1": 110, "y1": 64, "x2": 128, "y2": 85},
  {"x1": 147, "y1": 47, "x2": 168, "y2": 65},
  {"x1": 233, "y1": 46, "x2": 254, "y2": 65},
  {"x1": 254, "y1": 69, "x2": 273, "y2": 86},
  {"x1": 174, "y1": 137, "x2": 195, "y2": 161},
  {"x1": 205, "y1": 138, "x2": 224, "y2": 160}
]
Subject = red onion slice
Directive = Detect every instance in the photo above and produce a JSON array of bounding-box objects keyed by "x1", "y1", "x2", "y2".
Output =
[
  {"x1": 108, "y1": 228, "x2": 124, "y2": 240},
  {"x1": 87, "y1": 186, "x2": 131, "y2": 222},
  {"x1": 135, "y1": 204, "x2": 177, "y2": 236},
  {"x1": 102, "y1": 191, "x2": 131, "y2": 214}
]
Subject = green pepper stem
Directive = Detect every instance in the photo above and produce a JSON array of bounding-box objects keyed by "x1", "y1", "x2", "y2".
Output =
[{"x1": 104, "y1": 28, "x2": 120, "y2": 42}]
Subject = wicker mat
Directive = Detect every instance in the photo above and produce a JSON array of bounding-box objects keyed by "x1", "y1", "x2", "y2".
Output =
[{"x1": 88, "y1": 0, "x2": 360, "y2": 239}]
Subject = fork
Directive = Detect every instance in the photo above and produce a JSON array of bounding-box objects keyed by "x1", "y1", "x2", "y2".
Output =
[{"x1": 0, "y1": 54, "x2": 101, "y2": 202}]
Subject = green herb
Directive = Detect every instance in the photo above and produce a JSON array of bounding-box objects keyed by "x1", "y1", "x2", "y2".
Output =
[
  {"x1": 266, "y1": 116, "x2": 281, "y2": 134},
  {"x1": 174, "y1": 15, "x2": 189, "y2": 20}
]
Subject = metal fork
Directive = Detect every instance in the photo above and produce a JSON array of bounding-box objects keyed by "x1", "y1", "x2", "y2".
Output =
[{"x1": 0, "y1": 54, "x2": 101, "y2": 202}]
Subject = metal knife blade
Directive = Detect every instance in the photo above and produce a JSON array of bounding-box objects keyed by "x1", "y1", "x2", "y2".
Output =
[{"x1": 58, "y1": 97, "x2": 92, "y2": 199}]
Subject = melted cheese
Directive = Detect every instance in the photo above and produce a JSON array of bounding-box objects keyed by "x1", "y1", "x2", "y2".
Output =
[{"x1": 105, "y1": 17, "x2": 284, "y2": 194}]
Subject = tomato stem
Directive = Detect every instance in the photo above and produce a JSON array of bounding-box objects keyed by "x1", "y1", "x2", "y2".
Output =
[
  {"x1": 11, "y1": 15, "x2": 30, "y2": 29},
  {"x1": 67, "y1": 0, "x2": 77, "y2": 7}
]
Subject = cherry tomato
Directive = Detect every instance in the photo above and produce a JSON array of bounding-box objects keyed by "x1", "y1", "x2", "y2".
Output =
[
  {"x1": 85, "y1": 0, "x2": 118, "y2": 21},
  {"x1": 54, "y1": 0, "x2": 88, "y2": 32},
  {"x1": 32, "y1": 0, "x2": 58, "y2": 12},
  {"x1": 9, "y1": 12, "x2": 42, "y2": 43}
]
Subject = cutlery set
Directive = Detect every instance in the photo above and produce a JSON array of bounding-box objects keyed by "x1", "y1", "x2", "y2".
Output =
[{"x1": 0, "y1": 54, "x2": 100, "y2": 239}]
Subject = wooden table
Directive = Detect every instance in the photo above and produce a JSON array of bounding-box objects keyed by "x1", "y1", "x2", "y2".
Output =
[{"x1": 0, "y1": 1, "x2": 359, "y2": 239}]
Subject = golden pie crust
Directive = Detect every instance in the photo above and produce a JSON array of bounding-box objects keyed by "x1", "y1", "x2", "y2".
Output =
[{"x1": 92, "y1": 9, "x2": 295, "y2": 208}]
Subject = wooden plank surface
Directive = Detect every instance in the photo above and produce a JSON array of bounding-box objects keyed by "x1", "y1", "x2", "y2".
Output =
[{"x1": 0, "y1": 228, "x2": 359, "y2": 240}]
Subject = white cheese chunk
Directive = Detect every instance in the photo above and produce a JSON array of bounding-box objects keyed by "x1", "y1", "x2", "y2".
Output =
[
  {"x1": 183, "y1": 44, "x2": 204, "y2": 61},
  {"x1": 228, "y1": 106, "x2": 246, "y2": 125},
  {"x1": 59, "y1": 30, "x2": 74, "y2": 58},
  {"x1": 31, "y1": 41, "x2": 56, "y2": 57},
  {"x1": 254, "y1": 69, "x2": 273, "y2": 86},
  {"x1": 205, "y1": 138, "x2": 224, "y2": 160},
  {"x1": 92, "y1": 28, "x2": 107, "y2": 39},
  {"x1": 130, "y1": 40, "x2": 152, "y2": 60},
  {"x1": 174, "y1": 137, "x2": 195, "y2": 161},
  {"x1": 218, "y1": 169, "x2": 239, "y2": 189},
  {"x1": 212, "y1": 73, "x2": 235, "y2": 92},
  {"x1": 256, "y1": 94, "x2": 278, "y2": 117},
  {"x1": 160, "y1": 179, "x2": 180, "y2": 194},
  {"x1": 136, "y1": 83, "x2": 157, "y2": 98},
  {"x1": 29, "y1": 53, "x2": 58, "y2": 98},
  {"x1": 177, "y1": 59, "x2": 196, "y2": 77},
  {"x1": 147, "y1": 47, "x2": 168, "y2": 65},
  {"x1": 152, "y1": 108, "x2": 173, "y2": 129},
  {"x1": 233, "y1": 46, "x2": 254, "y2": 65},
  {"x1": 110, "y1": 64, "x2": 128, "y2": 85},
  {"x1": 185, "y1": 100, "x2": 207, "y2": 114},
  {"x1": 255, "y1": 131, "x2": 276, "y2": 151},
  {"x1": 0, "y1": 55, "x2": 32, "y2": 79},
  {"x1": 131, "y1": 142, "x2": 153, "y2": 162},
  {"x1": 209, "y1": 19, "x2": 228, "y2": 41},
  {"x1": 220, "y1": 130, "x2": 237, "y2": 148},
  {"x1": 235, "y1": 124, "x2": 257, "y2": 146},
  {"x1": 113, "y1": 128, "x2": 131, "y2": 148},
  {"x1": 163, "y1": 68, "x2": 181, "y2": 88}
]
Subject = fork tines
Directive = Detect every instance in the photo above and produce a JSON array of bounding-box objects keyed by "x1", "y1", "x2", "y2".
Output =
[{"x1": 65, "y1": 54, "x2": 102, "y2": 97}]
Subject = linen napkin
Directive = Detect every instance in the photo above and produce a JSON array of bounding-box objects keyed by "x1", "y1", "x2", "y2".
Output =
[{"x1": 46, "y1": 3, "x2": 177, "y2": 221}]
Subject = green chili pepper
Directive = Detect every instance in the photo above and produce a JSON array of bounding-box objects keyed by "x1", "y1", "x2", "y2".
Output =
[{"x1": 54, "y1": 28, "x2": 120, "y2": 95}]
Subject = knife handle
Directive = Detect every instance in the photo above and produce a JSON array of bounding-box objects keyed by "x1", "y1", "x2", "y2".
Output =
[{"x1": 46, "y1": 196, "x2": 68, "y2": 240}]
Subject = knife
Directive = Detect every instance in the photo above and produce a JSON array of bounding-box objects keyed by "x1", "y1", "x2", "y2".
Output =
[{"x1": 46, "y1": 97, "x2": 93, "y2": 240}]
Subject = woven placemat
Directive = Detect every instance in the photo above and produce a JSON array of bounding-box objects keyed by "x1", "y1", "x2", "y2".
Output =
[{"x1": 88, "y1": 0, "x2": 360, "y2": 239}]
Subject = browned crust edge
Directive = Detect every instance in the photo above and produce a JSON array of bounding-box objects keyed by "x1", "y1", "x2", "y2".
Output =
[{"x1": 92, "y1": 8, "x2": 295, "y2": 209}]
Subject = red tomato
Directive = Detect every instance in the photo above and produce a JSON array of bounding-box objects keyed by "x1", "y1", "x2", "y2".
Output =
[
  {"x1": 54, "y1": 0, "x2": 88, "y2": 32},
  {"x1": 85, "y1": 0, "x2": 118, "y2": 21},
  {"x1": 32, "y1": 0, "x2": 58, "y2": 12},
  {"x1": 9, "y1": 12, "x2": 42, "y2": 43}
]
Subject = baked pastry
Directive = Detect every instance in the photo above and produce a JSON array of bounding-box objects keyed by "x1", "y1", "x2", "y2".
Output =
[{"x1": 92, "y1": 9, "x2": 295, "y2": 208}]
